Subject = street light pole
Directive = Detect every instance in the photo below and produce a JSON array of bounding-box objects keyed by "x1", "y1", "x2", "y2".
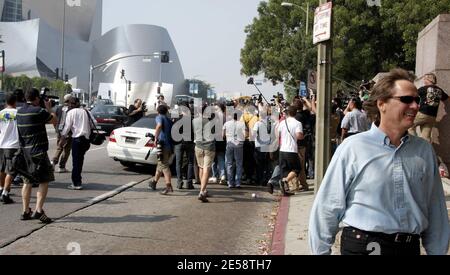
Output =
[
  {"x1": 60, "y1": 0, "x2": 66, "y2": 80},
  {"x1": 88, "y1": 53, "x2": 167, "y2": 107},
  {"x1": 314, "y1": 0, "x2": 333, "y2": 193},
  {"x1": 281, "y1": 2, "x2": 309, "y2": 35}
]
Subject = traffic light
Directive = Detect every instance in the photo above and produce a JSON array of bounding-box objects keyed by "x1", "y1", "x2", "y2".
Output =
[
  {"x1": 55, "y1": 68, "x2": 59, "y2": 79},
  {"x1": 128, "y1": 80, "x2": 131, "y2": 91},
  {"x1": 65, "y1": 74, "x2": 69, "y2": 82},
  {"x1": 120, "y1": 69, "x2": 125, "y2": 79},
  {"x1": 161, "y1": 51, "x2": 170, "y2": 63},
  {"x1": 157, "y1": 86, "x2": 161, "y2": 94}
]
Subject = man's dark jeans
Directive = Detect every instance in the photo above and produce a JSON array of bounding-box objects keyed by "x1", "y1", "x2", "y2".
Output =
[
  {"x1": 174, "y1": 143, "x2": 194, "y2": 185},
  {"x1": 71, "y1": 136, "x2": 91, "y2": 186},
  {"x1": 254, "y1": 149, "x2": 269, "y2": 185}
]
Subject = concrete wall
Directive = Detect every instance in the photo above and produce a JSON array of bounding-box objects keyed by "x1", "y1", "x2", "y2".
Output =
[{"x1": 416, "y1": 14, "x2": 450, "y2": 167}]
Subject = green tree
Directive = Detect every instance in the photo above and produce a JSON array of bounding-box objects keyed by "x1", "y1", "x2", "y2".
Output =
[
  {"x1": 241, "y1": 0, "x2": 450, "y2": 94},
  {"x1": 31, "y1": 77, "x2": 51, "y2": 91},
  {"x1": 14, "y1": 75, "x2": 32, "y2": 92},
  {"x1": 241, "y1": 0, "x2": 315, "y2": 100}
]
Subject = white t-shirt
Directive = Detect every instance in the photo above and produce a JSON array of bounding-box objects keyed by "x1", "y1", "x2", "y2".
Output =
[
  {"x1": 278, "y1": 117, "x2": 303, "y2": 153},
  {"x1": 61, "y1": 108, "x2": 95, "y2": 139},
  {"x1": 0, "y1": 108, "x2": 20, "y2": 149},
  {"x1": 223, "y1": 120, "x2": 245, "y2": 146}
]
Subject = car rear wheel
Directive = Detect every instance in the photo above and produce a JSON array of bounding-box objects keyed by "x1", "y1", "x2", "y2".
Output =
[{"x1": 120, "y1": 161, "x2": 136, "y2": 168}]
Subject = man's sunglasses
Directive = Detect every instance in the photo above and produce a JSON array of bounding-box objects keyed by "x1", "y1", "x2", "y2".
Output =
[{"x1": 390, "y1": 96, "x2": 421, "y2": 104}]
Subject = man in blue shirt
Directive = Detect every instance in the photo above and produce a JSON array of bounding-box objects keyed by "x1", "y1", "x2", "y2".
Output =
[
  {"x1": 309, "y1": 68, "x2": 450, "y2": 255},
  {"x1": 148, "y1": 105, "x2": 174, "y2": 195}
]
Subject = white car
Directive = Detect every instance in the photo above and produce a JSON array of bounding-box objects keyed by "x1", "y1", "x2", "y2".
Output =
[{"x1": 107, "y1": 115, "x2": 158, "y2": 167}]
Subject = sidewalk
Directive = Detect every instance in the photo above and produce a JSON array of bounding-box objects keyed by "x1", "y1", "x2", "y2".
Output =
[{"x1": 274, "y1": 178, "x2": 450, "y2": 255}]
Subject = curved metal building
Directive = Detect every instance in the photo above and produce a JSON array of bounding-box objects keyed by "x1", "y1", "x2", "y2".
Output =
[
  {"x1": 92, "y1": 24, "x2": 185, "y2": 108},
  {"x1": 0, "y1": 0, "x2": 184, "y2": 106}
]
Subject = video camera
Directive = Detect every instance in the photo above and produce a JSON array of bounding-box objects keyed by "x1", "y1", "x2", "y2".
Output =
[
  {"x1": 251, "y1": 94, "x2": 262, "y2": 104},
  {"x1": 141, "y1": 101, "x2": 148, "y2": 113},
  {"x1": 39, "y1": 87, "x2": 59, "y2": 109},
  {"x1": 273, "y1": 92, "x2": 284, "y2": 101}
]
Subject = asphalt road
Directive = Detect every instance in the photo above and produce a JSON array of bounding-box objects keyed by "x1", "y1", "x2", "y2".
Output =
[{"x1": 0, "y1": 125, "x2": 277, "y2": 254}]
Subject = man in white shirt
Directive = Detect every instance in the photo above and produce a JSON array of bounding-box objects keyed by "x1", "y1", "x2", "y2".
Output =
[
  {"x1": 0, "y1": 93, "x2": 20, "y2": 204},
  {"x1": 341, "y1": 97, "x2": 369, "y2": 140},
  {"x1": 223, "y1": 112, "x2": 246, "y2": 188},
  {"x1": 275, "y1": 106, "x2": 304, "y2": 196},
  {"x1": 60, "y1": 97, "x2": 95, "y2": 190}
]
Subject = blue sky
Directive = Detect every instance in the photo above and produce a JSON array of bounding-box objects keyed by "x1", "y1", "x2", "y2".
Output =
[{"x1": 102, "y1": 0, "x2": 283, "y2": 99}]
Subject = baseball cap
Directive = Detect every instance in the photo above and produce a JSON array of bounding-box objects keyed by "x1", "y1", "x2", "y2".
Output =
[{"x1": 64, "y1": 94, "x2": 73, "y2": 102}]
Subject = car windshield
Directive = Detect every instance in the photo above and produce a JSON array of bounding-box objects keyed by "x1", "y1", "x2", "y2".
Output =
[
  {"x1": 131, "y1": 115, "x2": 157, "y2": 129},
  {"x1": 91, "y1": 105, "x2": 121, "y2": 115}
]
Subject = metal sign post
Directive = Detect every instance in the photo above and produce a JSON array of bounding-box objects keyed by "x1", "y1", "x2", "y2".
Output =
[{"x1": 314, "y1": 1, "x2": 333, "y2": 193}]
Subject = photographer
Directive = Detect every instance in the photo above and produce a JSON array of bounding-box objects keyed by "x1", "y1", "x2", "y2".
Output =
[
  {"x1": 16, "y1": 88, "x2": 57, "y2": 224},
  {"x1": 52, "y1": 94, "x2": 73, "y2": 173},
  {"x1": 127, "y1": 99, "x2": 145, "y2": 125},
  {"x1": 148, "y1": 105, "x2": 174, "y2": 195}
]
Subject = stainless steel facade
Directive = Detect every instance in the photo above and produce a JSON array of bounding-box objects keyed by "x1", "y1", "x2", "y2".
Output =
[
  {"x1": 0, "y1": 0, "x2": 185, "y2": 106},
  {"x1": 92, "y1": 24, "x2": 185, "y2": 108}
]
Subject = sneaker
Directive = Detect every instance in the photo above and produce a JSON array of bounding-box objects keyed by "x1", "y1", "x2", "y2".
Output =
[
  {"x1": 267, "y1": 182, "x2": 274, "y2": 194},
  {"x1": 186, "y1": 183, "x2": 195, "y2": 190},
  {"x1": 209, "y1": 177, "x2": 217, "y2": 184},
  {"x1": 198, "y1": 192, "x2": 209, "y2": 203},
  {"x1": 160, "y1": 185, "x2": 173, "y2": 195},
  {"x1": 68, "y1": 184, "x2": 83, "y2": 190},
  {"x1": 32, "y1": 210, "x2": 52, "y2": 224},
  {"x1": 1, "y1": 194, "x2": 14, "y2": 204},
  {"x1": 20, "y1": 208, "x2": 33, "y2": 221},
  {"x1": 176, "y1": 182, "x2": 183, "y2": 189},
  {"x1": 279, "y1": 179, "x2": 288, "y2": 195},
  {"x1": 56, "y1": 167, "x2": 69, "y2": 173},
  {"x1": 148, "y1": 179, "x2": 157, "y2": 190},
  {"x1": 299, "y1": 185, "x2": 310, "y2": 192}
]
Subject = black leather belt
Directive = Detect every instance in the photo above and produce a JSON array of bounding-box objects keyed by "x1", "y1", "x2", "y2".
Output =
[{"x1": 345, "y1": 227, "x2": 420, "y2": 244}]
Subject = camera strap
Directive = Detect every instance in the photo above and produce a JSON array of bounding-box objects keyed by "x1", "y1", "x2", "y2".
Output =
[
  {"x1": 285, "y1": 118, "x2": 296, "y2": 143},
  {"x1": 85, "y1": 109, "x2": 99, "y2": 134}
]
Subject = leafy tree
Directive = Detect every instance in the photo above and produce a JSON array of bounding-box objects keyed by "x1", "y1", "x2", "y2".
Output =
[
  {"x1": 14, "y1": 75, "x2": 32, "y2": 93},
  {"x1": 31, "y1": 77, "x2": 51, "y2": 91},
  {"x1": 241, "y1": 0, "x2": 450, "y2": 95},
  {"x1": 241, "y1": 0, "x2": 315, "y2": 100}
]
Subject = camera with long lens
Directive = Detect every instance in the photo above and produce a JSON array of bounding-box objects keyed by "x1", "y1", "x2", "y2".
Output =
[
  {"x1": 156, "y1": 141, "x2": 163, "y2": 161},
  {"x1": 141, "y1": 101, "x2": 148, "y2": 113},
  {"x1": 39, "y1": 87, "x2": 58, "y2": 109}
]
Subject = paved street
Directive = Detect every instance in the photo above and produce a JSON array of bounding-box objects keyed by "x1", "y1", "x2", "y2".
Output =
[{"x1": 0, "y1": 126, "x2": 277, "y2": 255}]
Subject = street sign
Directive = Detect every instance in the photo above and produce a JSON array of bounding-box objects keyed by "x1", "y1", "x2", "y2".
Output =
[
  {"x1": 299, "y1": 82, "x2": 308, "y2": 97},
  {"x1": 308, "y1": 70, "x2": 317, "y2": 90},
  {"x1": 313, "y1": 2, "x2": 332, "y2": 45}
]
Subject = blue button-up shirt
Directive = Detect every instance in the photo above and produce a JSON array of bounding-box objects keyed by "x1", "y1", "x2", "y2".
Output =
[{"x1": 309, "y1": 125, "x2": 450, "y2": 255}]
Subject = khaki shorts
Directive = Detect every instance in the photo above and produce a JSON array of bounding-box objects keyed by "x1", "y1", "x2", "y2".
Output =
[
  {"x1": 156, "y1": 148, "x2": 174, "y2": 174},
  {"x1": 195, "y1": 148, "x2": 215, "y2": 169}
]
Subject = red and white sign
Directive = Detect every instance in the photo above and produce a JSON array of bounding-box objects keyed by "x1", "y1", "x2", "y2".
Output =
[{"x1": 313, "y1": 2, "x2": 332, "y2": 45}]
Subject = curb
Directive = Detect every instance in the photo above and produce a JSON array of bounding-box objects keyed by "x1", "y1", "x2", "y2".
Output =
[{"x1": 270, "y1": 196, "x2": 290, "y2": 255}]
